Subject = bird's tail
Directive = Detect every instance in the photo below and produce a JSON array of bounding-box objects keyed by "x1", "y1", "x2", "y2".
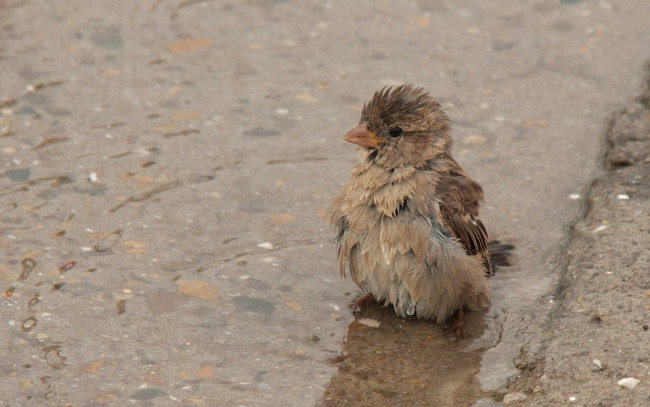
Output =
[{"x1": 487, "y1": 240, "x2": 514, "y2": 273}]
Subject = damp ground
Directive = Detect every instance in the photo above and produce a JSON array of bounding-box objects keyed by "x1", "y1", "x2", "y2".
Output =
[{"x1": 1, "y1": 1, "x2": 649, "y2": 406}]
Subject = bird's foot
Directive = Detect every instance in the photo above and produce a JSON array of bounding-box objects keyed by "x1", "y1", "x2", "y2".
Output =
[
  {"x1": 449, "y1": 309, "x2": 465, "y2": 341},
  {"x1": 350, "y1": 293, "x2": 375, "y2": 313}
]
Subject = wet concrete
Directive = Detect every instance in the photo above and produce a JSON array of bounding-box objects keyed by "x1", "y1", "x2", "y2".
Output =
[{"x1": 1, "y1": 1, "x2": 649, "y2": 406}]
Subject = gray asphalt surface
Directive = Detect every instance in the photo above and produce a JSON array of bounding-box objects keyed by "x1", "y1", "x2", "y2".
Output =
[{"x1": 1, "y1": 1, "x2": 649, "y2": 406}]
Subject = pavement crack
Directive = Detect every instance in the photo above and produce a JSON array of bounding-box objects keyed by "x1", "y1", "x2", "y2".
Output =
[
  {"x1": 108, "y1": 174, "x2": 213, "y2": 213},
  {"x1": 195, "y1": 238, "x2": 322, "y2": 272}
]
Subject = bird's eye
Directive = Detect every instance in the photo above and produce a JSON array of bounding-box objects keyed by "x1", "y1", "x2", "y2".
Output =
[{"x1": 389, "y1": 127, "x2": 403, "y2": 138}]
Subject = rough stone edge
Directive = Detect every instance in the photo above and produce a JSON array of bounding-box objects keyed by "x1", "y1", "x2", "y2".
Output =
[
  {"x1": 602, "y1": 62, "x2": 650, "y2": 170},
  {"x1": 501, "y1": 62, "x2": 650, "y2": 404}
]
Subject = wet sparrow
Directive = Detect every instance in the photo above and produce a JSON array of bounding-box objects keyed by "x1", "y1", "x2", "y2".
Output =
[{"x1": 329, "y1": 84, "x2": 498, "y2": 328}]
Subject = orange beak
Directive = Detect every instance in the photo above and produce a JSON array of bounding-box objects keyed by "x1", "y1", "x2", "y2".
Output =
[{"x1": 344, "y1": 124, "x2": 381, "y2": 148}]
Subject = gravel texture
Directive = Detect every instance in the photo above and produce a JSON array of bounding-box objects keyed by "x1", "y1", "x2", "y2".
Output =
[{"x1": 506, "y1": 67, "x2": 650, "y2": 407}]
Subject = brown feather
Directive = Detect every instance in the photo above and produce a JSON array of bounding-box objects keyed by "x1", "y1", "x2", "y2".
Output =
[{"x1": 435, "y1": 163, "x2": 492, "y2": 273}]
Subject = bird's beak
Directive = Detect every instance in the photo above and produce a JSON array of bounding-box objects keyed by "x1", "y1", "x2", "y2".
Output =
[{"x1": 344, "y1": 124, "x2": 381, "y2": 148}]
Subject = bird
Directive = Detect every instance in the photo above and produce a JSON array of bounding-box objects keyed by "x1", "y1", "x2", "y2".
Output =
[{"x1": 328, "y1": 84, "x2": 502, "y2": 332}]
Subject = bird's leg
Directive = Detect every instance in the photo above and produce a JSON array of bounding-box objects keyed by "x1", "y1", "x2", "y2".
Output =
[
  {"x1": 450, "y1": 309, "x2": 465, "y2": 340},
  {"x1": 351, "y1": 293, "x2": 375, "y2": 313}
]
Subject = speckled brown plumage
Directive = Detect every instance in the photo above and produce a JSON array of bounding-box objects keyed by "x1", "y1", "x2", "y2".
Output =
[{"x1": 329, "y1": 84, "x2": 492, "y2": 324}]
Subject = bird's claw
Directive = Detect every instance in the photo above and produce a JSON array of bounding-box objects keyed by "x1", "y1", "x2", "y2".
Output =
[
  {"x1": 449, "y1": 309, "x2": 465, "y2": 341},
  {"x1": 351, "y1": 293, "x2": 375, "y2": 314}
]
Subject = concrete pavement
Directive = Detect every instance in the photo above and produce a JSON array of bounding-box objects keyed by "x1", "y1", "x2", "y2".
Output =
[{"x1": 1, "y1": 1, "x2": 649, "y2": 406}]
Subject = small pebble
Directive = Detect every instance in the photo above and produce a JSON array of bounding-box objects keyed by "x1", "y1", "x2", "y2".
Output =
[
  {"x1": 357, "y1": 318, "x2": 381, "y2": 328},
  {"x1": 503, "y1": 392, "x2": 527, "y2": 404},
  {"x1": 569, "y1": 193, "x2": 580, "y2": 200},
  {"x1": 257, "y1": 242, "x2": 273, "y2": 249},
  {"x1": 592, "y1": 359, "x2": 603, "y2": 370},
  {"x1": 568, "y1": 396, "x2": 577, "y2": 402},
  {"x1": 593, "y1": 225, "x2": 607, "y2": 233},
  {"x1": 617, "y1": 194, "x2": 629, "y2": 200},
  {"x1": 617, "y1": 377, "x2": 639, "y2": 389}
]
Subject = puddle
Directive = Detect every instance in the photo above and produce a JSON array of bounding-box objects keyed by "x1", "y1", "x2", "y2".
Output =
[{"x1": 319, "y1": 304, "x2": 498, "y2": 406}]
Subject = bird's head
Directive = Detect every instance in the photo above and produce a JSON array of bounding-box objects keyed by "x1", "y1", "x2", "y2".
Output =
[{"x1": 345, "y1": 84, "x2": 451, "y2": 168}]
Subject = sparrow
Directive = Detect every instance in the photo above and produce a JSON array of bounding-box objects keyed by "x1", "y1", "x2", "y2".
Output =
[{"x1": 329, "y1": 84, "x2": 499, "y2": 329}]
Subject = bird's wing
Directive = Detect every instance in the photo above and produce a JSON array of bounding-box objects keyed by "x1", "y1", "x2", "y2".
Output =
[{"x1": 436, "y1": 171, "x2": 491, "y2": 274}]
